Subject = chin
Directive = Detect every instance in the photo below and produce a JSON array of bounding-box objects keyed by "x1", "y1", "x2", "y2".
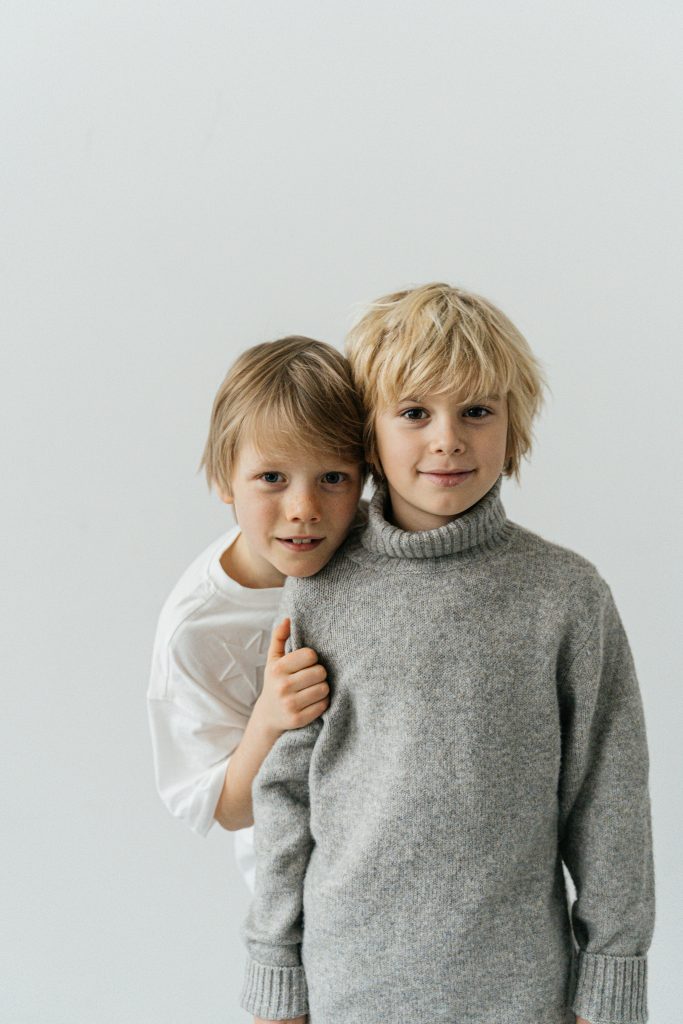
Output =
[
  {"x1": 429, "y1": 497, "x2": 468, "y2": 512},
  {"x1": 293, "y1": 564, "x2": 325, "y2": 578}
]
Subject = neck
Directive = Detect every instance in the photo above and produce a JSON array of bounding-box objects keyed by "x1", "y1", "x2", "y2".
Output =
[
  {"x1": 220, "y1": 534, "x2": 285, "y2": 588},
  {"x1": 361, "y1": 475, "x2": 510, "y2": 559}
]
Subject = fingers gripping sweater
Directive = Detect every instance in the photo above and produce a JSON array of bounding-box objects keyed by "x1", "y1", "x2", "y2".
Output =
[{"x1": 240, "y1": 476, "x2": 655, "y2": 1024}]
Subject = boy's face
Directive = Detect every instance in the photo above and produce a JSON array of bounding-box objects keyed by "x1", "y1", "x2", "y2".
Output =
[
  {"x1": 220, "y1": 439, "x2": 363, "y2": 587},
  {"x1": 373, "y1": 390, "x2": 509, "y2": 532}
]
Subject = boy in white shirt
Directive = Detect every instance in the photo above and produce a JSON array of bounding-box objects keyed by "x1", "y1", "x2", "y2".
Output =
[{"x1": 146, "y1": 335, "x2": 367, "y2": 890}]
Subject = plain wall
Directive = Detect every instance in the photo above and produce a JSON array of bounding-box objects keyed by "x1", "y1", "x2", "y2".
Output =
[{"x1": 2, "y1": 2, "x2": 681, "y2": 1021}]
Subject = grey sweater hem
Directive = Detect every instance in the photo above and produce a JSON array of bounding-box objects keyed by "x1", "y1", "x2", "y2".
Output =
[
  {"x1": 240, "y1": 959, "x2": 308, "y2": 1020},
  {"x1": 571, "y1": 951, "x2": 648, "y2": 1023}
]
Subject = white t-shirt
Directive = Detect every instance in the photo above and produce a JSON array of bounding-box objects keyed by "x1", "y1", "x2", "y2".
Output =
[{"x1": 146, "y1": 524, "x2": 282, "y2": 892}]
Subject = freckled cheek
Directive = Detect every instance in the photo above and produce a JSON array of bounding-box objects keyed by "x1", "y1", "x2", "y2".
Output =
[
  {"x1": 329, "y1": 493, "x2": 361, "y2": 524},
  {"x1": 246, "y1": 501, "x2": 279, "y2": 534}
]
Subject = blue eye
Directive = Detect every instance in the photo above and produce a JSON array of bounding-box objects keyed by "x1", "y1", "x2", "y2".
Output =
[
  {"x1": 400, "y1": 405, "x2": 492, "y2": 421},
  {"x1": 322, "y1": 472, "x2": 347, "y2": 484},
  {"x1": 259, "y1": 472, "x2": 284, "y2": 483}
]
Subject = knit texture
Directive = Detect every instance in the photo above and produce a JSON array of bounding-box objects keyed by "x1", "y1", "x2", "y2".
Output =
[{"x1": 240, "y1": 476, "x2": 655, "y2": 1023}]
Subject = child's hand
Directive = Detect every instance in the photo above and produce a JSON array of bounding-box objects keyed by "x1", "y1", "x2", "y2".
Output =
[
  {"x1": 253, "y1": 1016, "x2": 306, "y2": 1024},
  {"x1": 576, "y1": 1017, "x2": 592, "y2": 1023},
  {"x1": 256, "y1": 617, "x2": 329, "y2": 736}
]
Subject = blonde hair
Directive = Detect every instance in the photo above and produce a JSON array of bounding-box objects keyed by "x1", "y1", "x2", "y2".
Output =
[
  {"x1": 199, "y1": 336, "x2": 367, "y2": 497},
  {"x1": 344, "y1": 282, "x2": 550, "y2": 484}
]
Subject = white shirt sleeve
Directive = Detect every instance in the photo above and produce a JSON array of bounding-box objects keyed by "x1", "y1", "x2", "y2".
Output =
[{"x1": 147, "y1": 695, "x2": 246, "y2": 837}]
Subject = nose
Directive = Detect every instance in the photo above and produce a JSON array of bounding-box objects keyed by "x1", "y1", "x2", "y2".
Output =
[
  {"x1": 429, "y1": 415, "x2": 465, "y2": 455},
  {"x1": 285, "y1": 486, "x2": 322, "y2": 524}
]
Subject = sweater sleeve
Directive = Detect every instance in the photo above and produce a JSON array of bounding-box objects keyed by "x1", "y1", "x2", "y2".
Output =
[
  {"x1": 239, "y1": 608, "x2": 320, "y2": 1021},
  {"x1": 239, "y1": 720, "x2": 320, "y2": 1019},
  {"x1": 557, "y1": 579, "x2": 655, "y2": 1024}
]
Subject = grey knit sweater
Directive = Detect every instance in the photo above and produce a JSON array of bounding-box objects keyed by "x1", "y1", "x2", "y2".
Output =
[{"x1": 240, "y1": 475, "x2": 655, "y2": 1024}]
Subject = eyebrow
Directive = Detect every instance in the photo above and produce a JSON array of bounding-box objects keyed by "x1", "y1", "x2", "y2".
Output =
[{"x1": 398, "y1": 393, "x2": 501, "y2": 404}]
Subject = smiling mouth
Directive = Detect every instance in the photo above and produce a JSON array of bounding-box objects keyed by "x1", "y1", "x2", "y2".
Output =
[
  {"x1": 418, "y1": 470, "x2": 474, "y2": 486},
  {"x1": 276, "y1": 537, "x2": 324, "y2": 551}
]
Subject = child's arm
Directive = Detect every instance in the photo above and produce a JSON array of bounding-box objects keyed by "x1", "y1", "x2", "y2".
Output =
[
  {"x1": 215, "y1": 618, "x2": 330, "y2": 830},
  {"x1": 557, "y1": 578, "x2": 655, "y2": 1024},
  {"x1": 147, "y1": 613, "x2": 328, "y2": 838}
]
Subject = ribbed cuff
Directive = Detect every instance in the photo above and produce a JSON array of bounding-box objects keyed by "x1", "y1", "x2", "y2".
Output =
[
  {"x1": 240, "y1": 958, "x2": 308, "y2": 1020},
  {"x1": 571, "y1": 951, "x2": 648, "y2": 1023}
]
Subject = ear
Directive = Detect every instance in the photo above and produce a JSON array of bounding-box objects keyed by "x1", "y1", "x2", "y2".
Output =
[{"x1": 214, "y1": 482, "x2": 234, "y2": 505}]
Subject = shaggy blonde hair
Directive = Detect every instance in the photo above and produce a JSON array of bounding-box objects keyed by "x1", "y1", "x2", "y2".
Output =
[
  {"x1": 200, "y1": 336, "x2": 367, "y2": 497},
  {"x1": 344, "y1": 282, "x2": 550, "y2": 484}
]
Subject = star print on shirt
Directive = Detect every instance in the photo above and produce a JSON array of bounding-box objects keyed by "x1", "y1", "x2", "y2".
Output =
[{"x1": 219, "y1": 629, "x2": 271, "y2": 699}]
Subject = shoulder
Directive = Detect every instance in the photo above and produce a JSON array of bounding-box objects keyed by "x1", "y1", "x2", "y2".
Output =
[
  {"x1": 280, "y1": 569, "x2": 325, "y2": 624},
  {"x1": 503, "y1": 520, "x2": 616, "y2": 652},
  {"x1": 154, "y1": 529, "x2": 237, "y2": 642},
  {"x1": 505, "y1": 520, "x2": 607, "y2": 592},
  {"x1": 283, "y1": 541, "x2": 355, "y2": 603},
  {"x1": 279, "y1": 546, "x2": 355, "y2": 653},
  {"x1": 150, "y1": 526, "x2": 273, "y2": 696}
]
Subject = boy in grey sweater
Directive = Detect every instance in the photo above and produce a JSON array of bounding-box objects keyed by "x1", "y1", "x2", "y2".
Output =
[{"x1": 240, "y1": 283, "x2": 655, "y2": 1024}]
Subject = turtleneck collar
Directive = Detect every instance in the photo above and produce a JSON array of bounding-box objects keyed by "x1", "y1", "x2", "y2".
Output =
[{"x1": 359, "y1": 474, "x2": 510, "y2": 559}]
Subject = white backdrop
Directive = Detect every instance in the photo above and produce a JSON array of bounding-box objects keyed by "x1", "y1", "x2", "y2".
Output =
[{"x1": 2, "y1": 2, "x2": 681, "y2": 1022}]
